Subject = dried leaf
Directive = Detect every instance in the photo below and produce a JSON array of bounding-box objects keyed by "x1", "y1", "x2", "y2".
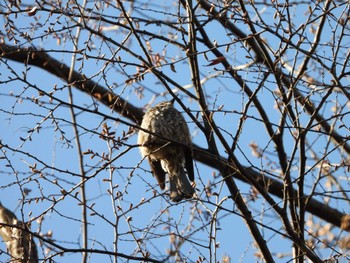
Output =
[{"x1": 204, "y1": 56, "x2": 226, "y2": 66}]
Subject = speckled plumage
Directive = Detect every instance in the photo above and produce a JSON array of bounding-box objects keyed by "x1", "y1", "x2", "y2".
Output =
[{"x1": 138, "y1": 101, "x2": 194, "y2": 202}]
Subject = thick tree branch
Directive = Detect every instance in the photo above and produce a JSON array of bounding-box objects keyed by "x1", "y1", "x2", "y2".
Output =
[
  {"x1": 0, "y1": 203, "x2": 38, "y2": 263},
  {"x1": 0, "y1": 43, "x2": 348, "y2": 233}
]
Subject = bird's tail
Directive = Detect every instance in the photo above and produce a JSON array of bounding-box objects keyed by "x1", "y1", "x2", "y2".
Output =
[{"x1": 167, "y1": 162, "x2": 194, "y2": 202}]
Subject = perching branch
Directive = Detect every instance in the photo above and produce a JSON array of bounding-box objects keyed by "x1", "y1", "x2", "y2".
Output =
[{"x1": 1, "y1": 43, "x2": 348, "y2": 234}]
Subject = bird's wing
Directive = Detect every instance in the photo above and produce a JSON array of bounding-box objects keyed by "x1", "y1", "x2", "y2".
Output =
[
  {"x1": 148, "y1": 157, "x2": 166, "y2": 190},
  {"x1": 184, "y1": 148, "x2": 194, "y2": 182}
]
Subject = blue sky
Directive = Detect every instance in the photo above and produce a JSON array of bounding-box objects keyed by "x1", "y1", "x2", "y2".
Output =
[{"x1": 1, "y1": 0, "x2": 350, "y2": 262}]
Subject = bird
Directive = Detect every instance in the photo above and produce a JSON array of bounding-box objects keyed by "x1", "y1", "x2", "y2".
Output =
[{"x1": 138, "y1": 100, "x2": 195, "y2": 202}]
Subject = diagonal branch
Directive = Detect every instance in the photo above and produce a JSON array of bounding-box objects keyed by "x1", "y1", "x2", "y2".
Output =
[{"x1": 1, "y1": 43, "x2": 348, "y2": 233}]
